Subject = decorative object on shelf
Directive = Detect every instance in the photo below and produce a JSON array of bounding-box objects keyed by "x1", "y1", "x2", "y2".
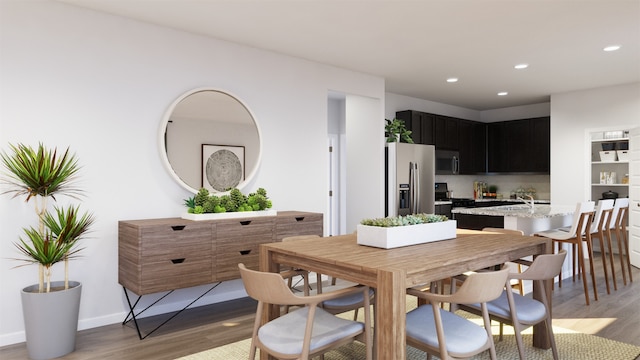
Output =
[
  {"x1": 600, "y1": 171, "x2": 618, "y2": 185},
  {"x1": 201, "y1": 144, "x2": 245, "y2": 192},
  {"x1": 182, "y1": 187, "x2": 273, "y2": 220},
  {"x1": 385, "y1": 118, "x2": 414, "y2": 143},
  {"x1": 357, "y1": 213, "x2": 455, "y2": 249},
  {"x1": 1, "y1": 143, "x2": 95, "y2": 360}
]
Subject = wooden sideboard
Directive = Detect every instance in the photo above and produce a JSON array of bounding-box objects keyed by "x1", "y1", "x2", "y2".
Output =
[{"x1": 118, "y1": 211, "x2": 323, "y2": 296}]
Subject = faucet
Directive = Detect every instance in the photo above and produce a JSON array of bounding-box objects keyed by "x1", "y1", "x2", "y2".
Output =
[{"x1": 517, "y1": 195, "x2": 535, "y2": 213}]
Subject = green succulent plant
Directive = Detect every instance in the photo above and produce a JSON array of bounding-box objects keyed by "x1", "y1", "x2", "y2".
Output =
[
  {"x1": 360, "y1": 213, "x2": 448, "y2": 228},
  {"x1": 183, "y1": 187, "x2": 272, "y2": 214}
]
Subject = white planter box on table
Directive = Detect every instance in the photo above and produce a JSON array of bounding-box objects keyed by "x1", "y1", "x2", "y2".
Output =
[{"x1": 356, "y1": 220, "x2": 457, "y2": 249}]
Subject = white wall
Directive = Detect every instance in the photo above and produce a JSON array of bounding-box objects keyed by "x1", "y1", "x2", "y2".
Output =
[
  {"x1": 550, "y1": 83, "x2": 640, "y2": 205},
  {"x1": 0, "y1": 1, "x2": 384, "y2": 345}
]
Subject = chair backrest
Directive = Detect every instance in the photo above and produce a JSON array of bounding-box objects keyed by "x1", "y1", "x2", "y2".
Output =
[
  {"x1": 511, "y1": 249, "x2": 567, "y2": 281},
  {"x1": 566, "y1": 201, "x2": 595, "y2": 236},
  {"x1": 610, "y1": 198, "x2": 630, "y2": 229},
  {"x1": 591, "y1": 199, "x2": 614, "y2": 233},
  {"x1": 239, "y1": 263, "x2": 304, "y2": 305},
  {"x1": 482, "y1": 228, "x2": 525, "y2": 236},
  {"x1": 448, "y1": 267, "x2": 510, "y2": 305}
]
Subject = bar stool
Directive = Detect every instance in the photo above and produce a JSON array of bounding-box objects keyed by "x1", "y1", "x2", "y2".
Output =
[
  {"x1": 611, "y1": 198, "x2": 633, "y2": 285},
  {"x1": 589, "y1": 199, "x2": 615, "y2": 293},
  {"x1": 535, "y1": 201, "x2": 596, "y2": 305}
]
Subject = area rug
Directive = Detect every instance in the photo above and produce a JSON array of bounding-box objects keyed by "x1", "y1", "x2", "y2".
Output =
[
  {"x1": 178, "y1": 324, "x2": 640, "y2": 360},
  {"x1": 177, "y1": 296, "x2": 640, "y2": 360}
]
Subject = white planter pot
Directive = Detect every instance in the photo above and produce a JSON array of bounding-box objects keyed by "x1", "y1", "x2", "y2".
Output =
[
  {"x1": 357, "y1": 220, "x2": 457, "y2": 249},
  {"x1": 21, "y1": 281, "x2": 82, "y2": 360},
  {"x1": 181, "y1": 209, "x2": 277, "y2": 221}
]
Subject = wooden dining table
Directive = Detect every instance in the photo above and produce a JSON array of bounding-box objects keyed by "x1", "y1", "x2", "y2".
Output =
[{"x1": 259, "y1": 228, "x2": 553, "y2": 360}]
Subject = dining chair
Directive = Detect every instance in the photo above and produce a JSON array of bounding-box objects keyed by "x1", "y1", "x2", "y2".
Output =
[
  {"x1": 482, "y1": 228, "x2": 526, "y2": 295},
  {"x1": 405, "y1": 267, "x2": 510, "y2": 360},
  {"x1": 280, "y1": 235, "x2": 321, "y2": 312},
  {"x1": 588, "y1": 199, "x2": 615, "y2": 293},
  {"x1": 535, "y1": 201, "x2": 596, "y2": 305},
  {"x1": 611, "y1": 198, "x2": 633, "y2": 285},
  {"x1": 458, "y1": 250, "x2": 567, "y2": 360},
  {"x1": 238, "y1": 263, "x2": 372, "y2": 360}
]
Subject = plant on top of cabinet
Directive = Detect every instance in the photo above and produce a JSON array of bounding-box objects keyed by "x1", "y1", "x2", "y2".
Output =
[
  {"x1": 185, "y1": 187, "x2": 272, "y2": 214},
  {"x1": 385, "y1": 118, "x2": 414, "y2": 143}
]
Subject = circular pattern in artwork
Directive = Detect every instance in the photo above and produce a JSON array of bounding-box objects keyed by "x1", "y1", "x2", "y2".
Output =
[{"x1": 205, "y1": 149, "x2": 243, "y2": 191}]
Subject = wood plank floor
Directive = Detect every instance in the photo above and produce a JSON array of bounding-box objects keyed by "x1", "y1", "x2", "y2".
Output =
[{"x1": 1, "y1": 258, "x2": 639, "y2": 360}]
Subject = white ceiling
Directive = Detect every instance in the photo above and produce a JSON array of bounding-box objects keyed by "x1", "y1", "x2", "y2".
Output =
[{"x1": 58, "y1": 0, "x2": 640, "y2": 110}]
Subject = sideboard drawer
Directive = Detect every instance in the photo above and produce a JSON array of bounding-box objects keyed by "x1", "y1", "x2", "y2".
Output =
[{"x1": 138, "y1": 256, "x2": 212, "y2": 295}]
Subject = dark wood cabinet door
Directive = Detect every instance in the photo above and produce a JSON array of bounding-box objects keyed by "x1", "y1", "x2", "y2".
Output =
[
  {"x1": 395, "y1": 110, "x2": 435, "y2": 145},
  {"x1": 435, "y1": 115, "x2": 459, "y2": 150},
  {"x1": 487, "y1": 122, "x2": 508, "y2": 172},
  {"x1": 529, "y1": 117, "x2": 550, "y2": 173},
  {"x1": 505, "y1": 119, "x2": 530, "y2": 172},
  {"x1": 459, "y1": 120, "x2": 486, "y2": 174}
]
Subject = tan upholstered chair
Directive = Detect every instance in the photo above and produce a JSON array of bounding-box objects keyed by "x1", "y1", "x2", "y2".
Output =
[
  {"x1": 406, "y1": 268, "x2": 509, "y2": 360},
  {"x1": 535, "y1": 201, "x2": 596, "y2": 305},
  {"x1": 459, "y1": 250, "x2": 567, "y2": 360},
  {"x1": 238, "y1": 263, "x2": 372, "y2": 360}
]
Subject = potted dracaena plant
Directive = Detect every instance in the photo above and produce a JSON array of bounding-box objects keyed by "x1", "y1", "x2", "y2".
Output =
[{"x1": 0, "y1": 143, "x2": 94, "y2": 360}]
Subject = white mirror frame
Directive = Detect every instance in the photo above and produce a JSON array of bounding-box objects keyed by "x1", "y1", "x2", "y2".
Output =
[{"x1": 158, "y1": 87, "x2": 263, "y2": 195}]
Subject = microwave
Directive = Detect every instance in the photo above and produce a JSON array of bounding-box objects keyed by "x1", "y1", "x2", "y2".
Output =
[{"x1": 435, "y1": 150, "x2": 460, "y2": 175}]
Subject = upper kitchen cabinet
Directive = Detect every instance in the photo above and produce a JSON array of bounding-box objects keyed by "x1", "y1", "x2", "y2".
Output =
[
  {"x1": 435, "y1": 115, "x2": 459, "y2": 150},
  {"x1": 458, "y1": 119, "x2": 487, "y2": 174},
  {"x1": 395, "y1": 110, "x2": 435, "y2": 145},
  {"x1": 487, "y1": 117, "x2": 550, "y2": 174}
]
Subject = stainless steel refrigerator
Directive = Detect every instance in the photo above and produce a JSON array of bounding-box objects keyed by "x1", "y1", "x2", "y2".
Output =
[{"x1": 385, "y1": 142, "x2": 435, "y2": 217}]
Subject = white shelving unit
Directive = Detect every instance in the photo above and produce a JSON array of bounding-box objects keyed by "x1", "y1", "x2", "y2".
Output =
[{"x1": 590, "y1": 131, "x2": 629, "y2": 200}]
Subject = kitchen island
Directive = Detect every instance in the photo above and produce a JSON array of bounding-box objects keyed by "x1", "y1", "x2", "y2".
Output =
[{"x1": 452, "y1": 204, "x2": 574, "y2": 235}]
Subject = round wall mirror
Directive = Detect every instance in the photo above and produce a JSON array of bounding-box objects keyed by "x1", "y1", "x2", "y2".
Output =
[{"x1": 159, "y1": 88, "x2": 262, "y2": 194}]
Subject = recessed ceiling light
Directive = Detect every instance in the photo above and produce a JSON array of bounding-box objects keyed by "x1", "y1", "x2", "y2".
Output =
[
  {"x1": 604, "y1": 45, "x2": 621, "y2": 52},
  {"x1": 514, "y1": 63, "x2": 529, "y2": 69},
  {"x1": 497, "y1": 92, "x2": 508, "y2": 96},
  {"x1": 446, "y1": 77, "x2": 459, "y2": 83}
]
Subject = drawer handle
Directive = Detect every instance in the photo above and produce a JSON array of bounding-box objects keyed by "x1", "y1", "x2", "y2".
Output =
[
  {"x1": 240, "y1": 220, "x2": 252, "y2": 226},
  {"x1": 171, "y1": 225, "x2": 186, "y2": 231},
  {"x1": 239, "y1": 250, "x2": 251, "y2": 255},
  {"x1": 295, "y1": 216, "x2": 305, "y2": 222},
  {"x1": 171, "y1": 258, "x2": 186, "y2": 264}
]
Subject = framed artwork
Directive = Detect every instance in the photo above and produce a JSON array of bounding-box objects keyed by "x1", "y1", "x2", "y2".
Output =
[{"x1": 202, "y1": 144, "x2": 245, "y2": 192}]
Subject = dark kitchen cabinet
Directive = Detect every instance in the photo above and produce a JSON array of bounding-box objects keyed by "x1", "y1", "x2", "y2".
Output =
[
  {"x1": 487, "y1": 117, "x2": 550, "y2": 174},
  {"x1": 435, "y1": 115, "x2": 459, "y2": 150},
  {"x1": 458, "y1": 120, "x2": 487, "y2": 174},
  {"x1": 395, "y1": 110, "x2": 435, "y2": 145}
]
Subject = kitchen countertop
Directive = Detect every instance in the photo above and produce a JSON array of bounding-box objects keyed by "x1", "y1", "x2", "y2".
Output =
[
  {"x1": 451, "y1": 204, "x2": 574, "y2": 219},
  {"x1": 435, "y1": 199, "x2": 551, "y2": 206}
]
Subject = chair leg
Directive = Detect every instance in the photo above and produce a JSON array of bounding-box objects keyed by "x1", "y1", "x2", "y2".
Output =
[
  {"x1": 604, "y1": 227, "x2": 618, "y2": 291},
  {"x1": 584, "y1": 234, "x2": 599, "y2": 303},
  {"x1": 576, "y1": 240, "x2": 592, "y2": 305},
  {"x1": 546, "y1": 318, "x2": 559, "y2": 360},
  {"x1": 618, "y1": 225, "x2": 633, "y2": 284},
  {"x1": 595, "y1": 230, "x2": 611, "y2": 294}
]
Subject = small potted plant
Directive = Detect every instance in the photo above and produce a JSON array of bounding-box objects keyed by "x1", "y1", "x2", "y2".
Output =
[
  {"x1": 385, "y1": 118, "x2": 414, "y2": 143},
  {"x1": 357, "y1": 213, "x2": 456, "y2": 249},
  {"x1": 1, "y1": 143, "x2": 94, "y2": 360}
]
